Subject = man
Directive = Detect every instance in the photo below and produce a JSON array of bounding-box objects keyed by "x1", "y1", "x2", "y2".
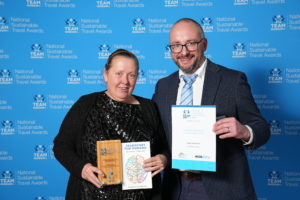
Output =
[{"x1": 152, "y1": 18, "x2": 270, "y2": 200}]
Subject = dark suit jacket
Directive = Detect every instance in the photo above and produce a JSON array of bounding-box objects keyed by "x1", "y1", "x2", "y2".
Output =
[{"x1": 152, "y1": 60, "x2": 270, "y2": 200}]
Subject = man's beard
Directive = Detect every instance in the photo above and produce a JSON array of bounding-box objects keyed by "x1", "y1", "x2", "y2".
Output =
[{"x1": 176, "y1": 56, "x2": 203, "y2": 74}]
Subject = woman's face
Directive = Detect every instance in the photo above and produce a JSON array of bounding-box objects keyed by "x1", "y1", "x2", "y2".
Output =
[{"x1": 104, "y1": 56, "x2": 138, "y2": 102}]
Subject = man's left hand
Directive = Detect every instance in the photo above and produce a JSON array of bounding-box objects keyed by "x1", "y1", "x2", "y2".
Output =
[{"x1": 213, "y1": 117, "x2": 250, "y2": 142}]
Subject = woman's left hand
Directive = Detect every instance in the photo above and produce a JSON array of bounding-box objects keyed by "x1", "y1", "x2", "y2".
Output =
[{"x1": 143, "y1": 154, "x2": 167, "y2": 177}]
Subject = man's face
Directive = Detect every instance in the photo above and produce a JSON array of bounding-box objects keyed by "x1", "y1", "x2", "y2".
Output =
[{"x1": 169, "y1": 21, "x2": 207, "y2": 74}]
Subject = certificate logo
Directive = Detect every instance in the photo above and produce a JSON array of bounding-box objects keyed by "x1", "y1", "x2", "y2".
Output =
[
  {"x1": 96, "y1": 0, "x2": 111, "y2": 8},
  {"x1": 0, "y1": 69, "x2": 13, "y2": 84},
  {"x1": 65, "y1": 18, "x2": 79, "y2": 33},
  {"x1": 267, "y1": 171, "x2": 282, "y2": 186},
  {"x1": 0, "y1": 17, "x2": 9, "y2": 32},
  {"x1": 98, "y1": 44, "x2": 111, "y2": 59},
  {"x1": 269, "y1": 120, "x2": 281, "y2": 135},
  {"x1": 131, "y1": 18, "x2": 146, "y2": 34},
  {"x1": 33, "y1": 94, "x2": 47, "y2": 109},
  {"x1": 233, "y1": 0, "x2": 248, "y2": 5},
  {"x1": 271, "y1": 15, "x2": 286, "y2": 31},
  {"x1": 1, "y1": 120, "x2": 15, "y2": 135},
  {"x1": 26, "y1": 0, "x2": 41, "y2": 7},
  {"x1": 201, "y1": 17, "x2": 214, "y2": 32},
  {"x1": 232, "y1": 42, "x2": 246, "y2": 58},
  {"x1": 67, "y1": 69, "x2": 80, "y2": 84},
  {"x1": 164, "y1": 0, "x2": 179, "y2": 7},
  {"x1": 183, "y1": 110, "x2": 191, "y2": 119},
  {"x1": 30, "y1": 44, "x2": 44, "y2": 59},
  {"x1": 164, "y1": 45, "x2": 171, "y2": 59},
  {"x1": 34, "y1": 145, "x2": 48, "y2": 160},
  {"x1": 0, "y1": 170, "x2": 14, "y2": 185},
  {"x1": 268, "y1": 68, "x2": 283, "y2": 84}
]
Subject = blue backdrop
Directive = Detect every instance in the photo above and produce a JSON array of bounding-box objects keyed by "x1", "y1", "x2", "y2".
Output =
[{"x1": 1, "y1": 0, "x2": 300, "y2": 199}]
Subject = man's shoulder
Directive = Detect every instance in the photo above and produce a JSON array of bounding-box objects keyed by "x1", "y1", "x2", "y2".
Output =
[{"x1": 208, "y1": 60, "x2": 244, "y2": 76}]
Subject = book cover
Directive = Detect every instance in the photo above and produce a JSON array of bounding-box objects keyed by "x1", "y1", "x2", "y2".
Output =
[{"x1": 121, "y1": 141, "x2": 152, "y2": 190}]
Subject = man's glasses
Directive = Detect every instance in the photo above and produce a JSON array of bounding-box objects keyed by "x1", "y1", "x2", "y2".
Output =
[{"x1": 169, "y1": 38, "x2": 204, "y2": 53}]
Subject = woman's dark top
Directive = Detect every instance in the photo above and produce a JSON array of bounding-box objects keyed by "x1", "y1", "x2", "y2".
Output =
[{"x1": 53, "y1": 91, "x2": 169, "y2": 200}]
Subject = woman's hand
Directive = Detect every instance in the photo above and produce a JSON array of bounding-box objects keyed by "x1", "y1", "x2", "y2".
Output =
[
  {"x1": 143, "y1": 154, "x2": 167, "y2": 177},
  {"x1": 81, "y1": 163, "x2": 104, "y2": 188}
]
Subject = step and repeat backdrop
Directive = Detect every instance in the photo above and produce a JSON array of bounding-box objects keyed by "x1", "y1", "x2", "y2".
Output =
[{"x1": 1, "y1": 0, "x2": 300, "y2": 199}]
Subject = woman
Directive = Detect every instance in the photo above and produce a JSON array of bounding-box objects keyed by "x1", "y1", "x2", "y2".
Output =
[{"x1": 53, "y1": 49, "x2": 169, "y2": 200}]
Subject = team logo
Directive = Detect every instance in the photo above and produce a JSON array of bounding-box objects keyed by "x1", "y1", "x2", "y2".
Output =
[
  {"x1": 131, "y1": 18, "x2": 146, "y2": 34},
  {"x1": 0, "y1": 69, "x2": 13, "y2": 84},
  {"x1": 96, "y1": 0, "x2": 111, "y2": 8},
  {"x1": 34, "y1": 145, "x2": 48, "y2": 160},
  {"x1": 267, "y1": 171, "x2": 282, "y2": 186},
  {"x1": 30, "y1": 44, "x2": 44, "y2": 59},
  {"x1": 0, "y1": 17, "x2": 9, "y2": 32},
  {"x1": 271, "y1": 15, "x2": 286, "y2": 31},
  {"x1": 33, "y1": 94, "x2": 47, "y2": 109},
  {"x1": 1, "y1": 120, "x2": 15, "y2": 135},
  {"x1": 200, "y1": 17, "x2": 214, "y2": 32},
  {"x1": 164, "y1": 45, "x2": 171, "y2": 59},
  {"x1": 232, "y1": 42, "x2": 246, "y2": 58},
  {"x1": 233, "y1": 0, "x2": 248, "y2": 5},
  {"x1": 136, "y1": 69, "x2": 146, "y2": 85},
  {"x1": 268, "y1": 68, "x2": 283, "y2": 84},
  {"x1": 65, "y1": 18, "x2": 79, "y2": 33},
  {"x1": 269, "y1": 120, "x2": 281, "y2": 135},
  {"x1": 26, "y1": 0, "x2": 41, "y2": 7},
  {"x1": 0, "y1": 170, "x2": 14, "y2": 185},
  {"x1": 98, "y1": 44, "x2": 111, "y2": 59},
  {"x1": 67, "y1": 69, "x2": 80, "y2": 84},
  {"x1": 164, "y1": 0, "x2": 179, "y2": 7}
]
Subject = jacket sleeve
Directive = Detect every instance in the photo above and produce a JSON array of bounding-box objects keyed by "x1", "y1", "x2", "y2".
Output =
[{"x1": 53, "y1": 96, "x2": 90, "y2": 178}]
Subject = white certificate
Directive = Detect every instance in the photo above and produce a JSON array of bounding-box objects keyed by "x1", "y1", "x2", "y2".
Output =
[{"x1": 172, "y1": 105, "x2": 216, "y2": 172}]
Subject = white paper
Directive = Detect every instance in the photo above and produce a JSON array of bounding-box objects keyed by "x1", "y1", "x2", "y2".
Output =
[
  {"x1": 172, "y1": 105, "x2": 216, "y2": 172},
  {"x1": 122, "y1": 141, "x2": 152, "y2": 190}
]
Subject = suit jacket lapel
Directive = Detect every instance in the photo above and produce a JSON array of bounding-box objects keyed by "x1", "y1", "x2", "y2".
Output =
[{"x1": 201, "y1": 60, "x2": 221, "y2": 105}]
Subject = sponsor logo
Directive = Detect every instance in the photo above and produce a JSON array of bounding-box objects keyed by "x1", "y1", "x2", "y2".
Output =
[
  {"x1": 0, "y1": 170, "x2": 14, "y2": 185},
  {"x1": 201, "y1": 17, "x2": 214, "y2": 32},
  {"x1": 65, "y1": 18, "x2": 79, "y2": 33},
  {"x1": 268, "y1": 171, "x2": 282, "y2": 186},
  {"x1": 232, "y1": 42, "x2": 246, "y2": 58},
  {"x1": 67, "y1": 69, "x2": 80, "y2": 84},
  {"x1": 1, "y1": 120, "x2": 15, "y2": 135},
  {"x1": 26, "y1": 0, "x2": 41, "y2": 7},
  {"x1": 96, "y1": 0, "x2": 111, "y2": 8},
  {"x1": 33, "y1": 94, "x2": 47, "y2": 109},
  {"x1": 34, "y1": 145, "x2": 48, "y2": 160},
  {"x1": 269, "y1": 120, "x2": 281, "y2": 135},
  {"x1": 268, "y1": 68, "x2": 283, "y2": 84},
  {"x1": 98, "y1": 44, "x2": 111, "y2": 59},
  {"x1": 30, "y1": 44, "x2": 44, "y2": 59},
  {"x1": 131, "y1": 18, "x2": 146, "y2": 33},
  {"x1": 0, "y1": 17, "x2": 9, "y2": 32},
  {"x1": 164, "y1": 0, "x2": 179, "y2": 7},
  {"x1": 0, "y1": 69, "x2": 13, "y2": 84},
  {"x1": 271, "y1": 15, "x2": 286, "y2": 31}
]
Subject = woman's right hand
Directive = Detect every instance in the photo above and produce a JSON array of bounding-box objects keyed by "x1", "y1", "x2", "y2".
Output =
[{"x1": 81, "y1": 163, "x2": 104, "y2": 188}]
